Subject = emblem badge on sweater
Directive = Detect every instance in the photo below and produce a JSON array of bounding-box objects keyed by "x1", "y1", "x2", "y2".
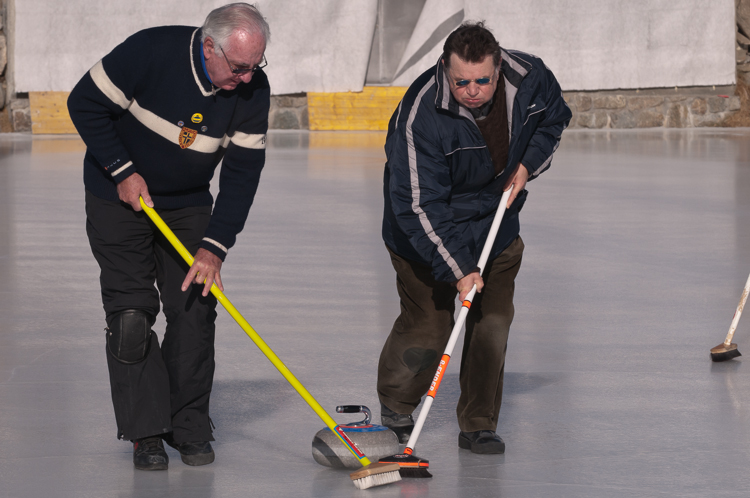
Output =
[
  {"x1": 191, "y1": 113, "x2": 203, "y2": 123},
  {"x1": 179, "y1": 126, "x2": 198, "y2": 149}
]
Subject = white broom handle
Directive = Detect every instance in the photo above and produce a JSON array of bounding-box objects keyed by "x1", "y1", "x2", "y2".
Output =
[
  {"x1": 725, "y1": 272, "x2": 750, "y2": 346},
  {"x1": 405, "y1": 185, "x2": 514, "y2": 451}
]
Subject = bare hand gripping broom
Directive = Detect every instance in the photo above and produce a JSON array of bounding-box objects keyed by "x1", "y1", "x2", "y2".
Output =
[
  {"x1": 139, "y1": 197, "x2": 400, "y2": 490},
  {"x1": 379, "y1": 185, "x2": 514, "y2": 478}
]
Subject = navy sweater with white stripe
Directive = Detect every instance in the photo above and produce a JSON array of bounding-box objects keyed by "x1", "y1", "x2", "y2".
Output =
[{"x1": 68, "y1": 25, "x2": 270, "y2": 261}]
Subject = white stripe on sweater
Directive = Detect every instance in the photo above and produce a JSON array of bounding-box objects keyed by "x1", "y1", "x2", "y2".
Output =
[{"x1": 89, "y1": 60, "x2": 132, "y2": 110}]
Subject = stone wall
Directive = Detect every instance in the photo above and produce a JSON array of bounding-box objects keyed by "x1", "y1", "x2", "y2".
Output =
[
  {"x1": 269, "y1": 94, "x2": 308, "y2": 130},
  {"x1": 564, "y1": 88, "x2": 742, "y2": 129},
  {"x1": 0, "y1": 0, "x2": 11, "y2": 132}
]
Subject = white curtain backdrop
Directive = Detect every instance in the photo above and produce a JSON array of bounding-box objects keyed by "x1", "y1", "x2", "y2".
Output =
[
  {"x1": 12, "y1": 0, "x2": 735, "y2": 94},
  {"x1": 13, "y1": 0, "x2": 377, "y2": 95},
  {"x1": 470, "y1": 0, "x2": 737, "y2": 90}
]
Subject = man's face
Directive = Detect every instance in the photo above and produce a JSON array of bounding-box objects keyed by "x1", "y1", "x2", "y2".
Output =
[
  {"x1": 203, "y1": 30, "x2": 266, "y2": 91},
  {"x1": 445, "y1": 53, "x2": 499, "y2": 109}
]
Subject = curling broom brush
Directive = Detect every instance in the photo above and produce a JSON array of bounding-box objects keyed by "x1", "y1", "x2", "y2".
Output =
[{"x1": 710, "y1": 271, "x2": 750, "y2": 362}]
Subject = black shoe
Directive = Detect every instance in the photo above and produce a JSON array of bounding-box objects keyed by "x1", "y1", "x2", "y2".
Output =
[
  {"x1": 133, "y1": 436, "x2": 169, "y2": 470},
  {"x1": 163, "y1": 434, "x2": 215, "y2": 466},
  {"x1": 458, "y1": 430, "x2": 505, "y2": 454},
  {"x1": 380, "y1": 403, "x2": 414, "y2": 444}
]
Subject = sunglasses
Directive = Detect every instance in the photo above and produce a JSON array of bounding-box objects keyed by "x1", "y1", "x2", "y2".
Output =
[
  {"x1": 219, "y1": 45, "x2": 267, "y2": 75},
  {"x1": 453, "y1": 77, "x2": 492, "y2": 87}
]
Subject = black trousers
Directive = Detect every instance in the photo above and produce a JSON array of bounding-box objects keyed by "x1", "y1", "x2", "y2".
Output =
[
  {"x1": 85, "y1": 191, "x2": 217, "y2": 443},
  {"x1": 378, "y1": 237, "x2": 524, "y2": 432}
]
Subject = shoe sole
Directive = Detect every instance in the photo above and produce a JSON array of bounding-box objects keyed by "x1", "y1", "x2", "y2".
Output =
[
  {"x1": 180, "y1": 452, "x2": 215, "y2": 466},
  {"x1": 458, "y1": 433, "x2": 472, "y2": 450},
  {"x1": 134, "y1": 462, "x2": 168, "y2": 471},
  {"x1": 458, "y1": 433, "x2": 505, "y2": 454}
]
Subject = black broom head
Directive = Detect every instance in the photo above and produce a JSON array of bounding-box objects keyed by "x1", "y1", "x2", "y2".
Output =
[{"x1": 711, "y1": 343, "x2": 741, "y2": 362}]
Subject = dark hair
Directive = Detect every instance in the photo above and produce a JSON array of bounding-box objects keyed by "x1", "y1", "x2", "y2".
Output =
[{"x1": 442, "y1": 21, "x2": 501, "y2": 69}]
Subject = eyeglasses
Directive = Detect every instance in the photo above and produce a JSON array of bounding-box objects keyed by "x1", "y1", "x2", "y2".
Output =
[
  {"x1": 219, "y1": 45, "x2": 267, "y2": 75},
  {"x1": 453, "y1": 76, "x2": 492, "y2": 87}
]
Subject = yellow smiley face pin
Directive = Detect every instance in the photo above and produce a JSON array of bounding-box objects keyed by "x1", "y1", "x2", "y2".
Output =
[{"x1": 191, "y1": 113, "x2": 203, "y2": 124}]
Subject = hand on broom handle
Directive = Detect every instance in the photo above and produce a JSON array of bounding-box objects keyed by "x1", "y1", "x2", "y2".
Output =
[
  {"x1": 404, "y1": 185, "x2": 515, "y2": 454},
  {"x1": 138, "y1": 197, "x2": 373, "y2": 467}
]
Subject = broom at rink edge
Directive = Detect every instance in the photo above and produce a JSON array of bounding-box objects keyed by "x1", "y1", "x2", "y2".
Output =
[
  {"x1": 710, "y1": 272, "x2": 750, "y2": 362},
  {"x1": 138, "y1": 197, "x2": 400, "y2": 490},
  {"x1": 379, "y1": 185, "x2": 514, "y2": 478}
]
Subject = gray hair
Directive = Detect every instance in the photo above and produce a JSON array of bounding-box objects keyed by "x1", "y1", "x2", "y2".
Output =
[{"x1": 201, "y1": 3, "x2": 270, "y2": 48}]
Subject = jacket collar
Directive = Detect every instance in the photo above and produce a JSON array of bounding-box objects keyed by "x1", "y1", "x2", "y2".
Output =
[
  {"x1": 190, "y1": 28, "x2": 218, "y2": 97},
  {"x1": 434, "y1": 48, "x2": 531, "y2": 121}
]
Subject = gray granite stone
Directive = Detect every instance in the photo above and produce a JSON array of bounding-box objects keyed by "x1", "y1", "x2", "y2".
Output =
[
  {"x1": 666, "y1": 104, "x2": 689, "y2": 128},
  {"x1": 690, "y1": 98, "x2": 707, "y2": 115},
  {"x1": 274, "y1": 94, "x2": 307, "y2": 108},
  {"x1": 628, "y1": 96, "x2": 664, "y2": 110},
  {"x1": 299, "y1": 106, "x2": 309, "y2": 129},
  {"x1": 568, "y1": 94, "x2": 592, "y2": 112},
  {"x1": 271, "y1": 109, "x2": 300, "y2": 129},
  {"x1": 577, "y1": 111, "x2": 609, "y2": 128},
  {"x1": 611, "y1": 110, "x2": 636, "y2": 129},
  {"x1": 707, "y1": 96, "x2": 728, "y2": 113},
  {"x1": 635, "y1": 109, "x2": 665, "y2": 128},
  {"x1": 593, "y1": 95, "x2": 626, "y2": 110}
]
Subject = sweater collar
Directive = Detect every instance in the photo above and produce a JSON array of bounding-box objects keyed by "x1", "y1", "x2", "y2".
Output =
[{"x1": 190, "y1": 28, "x2": 217, "y2": 96}]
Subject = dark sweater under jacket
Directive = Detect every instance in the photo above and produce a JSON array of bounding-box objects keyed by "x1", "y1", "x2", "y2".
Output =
[{"x1": 68, "y1": 25, "x2": 270, "y2": 261}]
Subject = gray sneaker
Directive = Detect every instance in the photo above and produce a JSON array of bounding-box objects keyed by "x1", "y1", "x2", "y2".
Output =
[{"x1": 380, "y1": 403, "x2": 414, "y2": 444}]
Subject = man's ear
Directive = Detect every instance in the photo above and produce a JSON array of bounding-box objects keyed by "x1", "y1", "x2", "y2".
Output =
[{"x1": 203, "y1": 37, "x2": 215, "y2": 57}]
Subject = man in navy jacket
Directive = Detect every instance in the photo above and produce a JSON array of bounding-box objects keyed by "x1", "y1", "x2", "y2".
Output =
[
  {"x1": 68, "y1": 3, "x2": 270, "y2": 470},
  {"x1": 378, "y1": 22, "x2": 571, "y2": 454}
]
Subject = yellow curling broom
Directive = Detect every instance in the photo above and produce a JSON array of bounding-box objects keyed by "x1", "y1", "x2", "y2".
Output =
[{"x1": 139, "y1": 197, "x2": 400, "y2": 490}]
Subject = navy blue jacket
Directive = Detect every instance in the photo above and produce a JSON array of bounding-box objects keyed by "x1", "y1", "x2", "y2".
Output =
[
  {"x1": 68, "y1": 26, "x2": 270, "y2": 261},
  {"x1": 382, "y1": 49, "x2": 571, "y2": 282}
]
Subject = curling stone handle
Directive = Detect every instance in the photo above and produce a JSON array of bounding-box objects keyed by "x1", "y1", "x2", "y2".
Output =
[{"x1": 336, "y1": 405, "x2": 371, "y2": 426}]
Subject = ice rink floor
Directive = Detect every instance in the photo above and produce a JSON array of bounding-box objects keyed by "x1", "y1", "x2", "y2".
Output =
[{"x1": 3, "y1": 129, "x2": 750, "y2": 497}]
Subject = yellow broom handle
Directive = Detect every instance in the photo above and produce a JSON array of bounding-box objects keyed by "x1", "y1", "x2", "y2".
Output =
[{"x1": 139, "y1": 197, "x2": 371, "y2": 466}]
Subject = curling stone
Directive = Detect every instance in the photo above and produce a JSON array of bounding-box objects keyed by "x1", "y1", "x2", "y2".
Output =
[{"x1": 312, "y1": 405, "x2": 399, "y2": 469}]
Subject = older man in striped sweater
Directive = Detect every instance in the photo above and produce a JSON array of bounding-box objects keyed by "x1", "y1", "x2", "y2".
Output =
[{"x1": 68, "y1": 3, "x2": 270, "y2": 470}]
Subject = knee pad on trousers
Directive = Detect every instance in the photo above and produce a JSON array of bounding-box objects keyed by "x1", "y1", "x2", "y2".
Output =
[{"x1": 106, "y1": 309, "x2": 155, "y2": 364}]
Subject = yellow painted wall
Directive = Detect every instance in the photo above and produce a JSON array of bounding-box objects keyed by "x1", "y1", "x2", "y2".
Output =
[
  {"x1": 28, "y1": 87, "x2": 410, "y2": 134},
  {"x1": 307, "y1": 87, "x2": 407, "y2": 131},
  {"x1": 29, "y1": 92, "x2": 77, "y2": 134}
]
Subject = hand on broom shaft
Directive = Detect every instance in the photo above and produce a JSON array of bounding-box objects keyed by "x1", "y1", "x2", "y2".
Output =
[
  {"x1": 182, "y1": 248, "x2": 224, "y2": 297},
  {"x1": 456, "y1": 272, "x2": 483, "y2": 301},
  {"x1": 503, "y1": 163, "x2": 528, "y2": 208},
  {"x1": 117, "y1": 173, "x2": 153, "y2": 211},
  {"x1": 455, "y1": 173, "x2": 525, "y2": 301},
  {"x1": 124, "y1": 182, "x2": 221, "y2": 296}
]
